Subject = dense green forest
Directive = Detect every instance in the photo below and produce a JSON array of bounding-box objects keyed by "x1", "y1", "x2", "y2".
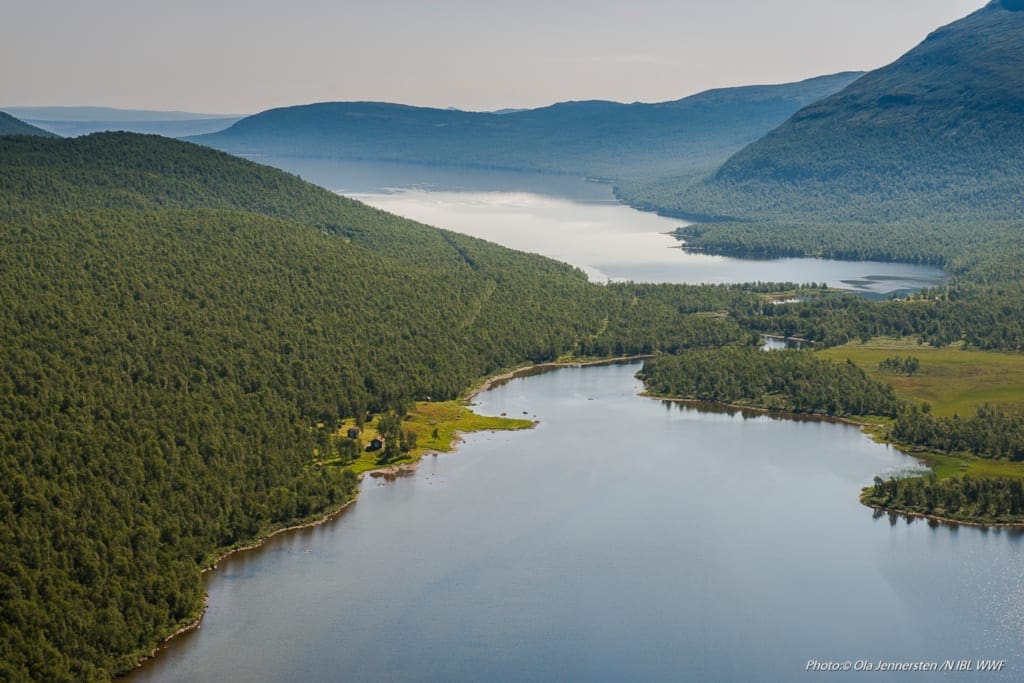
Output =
[
  {"x1": 190, "y1": 73, "x2": 860, "y2": 183},
  {"x1": 3, "y1": 133, "x2": 1023, "y2": 681},
  {"x1": 0, "y1": 133, "x2": 764, "y2": 680},
  {"x1": 0, "y1": 134, "x2": 589, "y2": 679},
  {"x1": 637, "y1": 348, "x2": 902, "y2": 417}
]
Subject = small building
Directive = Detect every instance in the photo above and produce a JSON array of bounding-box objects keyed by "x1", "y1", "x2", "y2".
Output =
[
  {"x1": 368, "y1": 438, "x2": 383, "y2": 452},
  {"x1": 347, "y1": 428, "x2": 360, "y2": 439}
]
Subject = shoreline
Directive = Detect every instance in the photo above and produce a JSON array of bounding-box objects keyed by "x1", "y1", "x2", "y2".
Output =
[
  {"x1": 127, "y1": 495, "x2": 362, "y2": 674},
  {"x1": 640, "y1": 392, "x2": 875, "y2": 428},
  {"x1": 860, "y1": 497, "x2": 1024, "y2": 530},
  {"x1": 127, "y1": 436, "x2": 458, "y2": 674},
  {"x1": 127, "y1": 357, "x2": 1022, "y2": 676},
  {"x1": 468, "y1": 355, "x2": 653, "y2": 399},
  {"x1": 642, "y1": 391, "x2": 1024, "y2": 530},
  {"x1": 126, "y1": 354, "x2": 645, "y2": 677}
]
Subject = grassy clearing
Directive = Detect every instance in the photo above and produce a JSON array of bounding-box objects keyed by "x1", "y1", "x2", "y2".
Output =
[
  {"x1": 817, "y1": 337, "x2": 1024, "y2": 418},
  {"x1": 821, "y1": 338, "x2": 1024, "y2": 486},
  {"x1": 910, "y1": 452, "x2": 1024, "y2": 480},
  {"x1": 323, "y1": 401, "x2": 533, "y2": 475}
]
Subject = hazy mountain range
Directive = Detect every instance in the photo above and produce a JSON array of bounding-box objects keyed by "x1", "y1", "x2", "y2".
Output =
[
  {"x1": 189, "y1": 72, "x2": 863, "y2": 181},
  {"x1": 1, "y1": 107, "x2": 243, "y2": 138},
  {"x1": 0, "y1": 111, "x2": 58, "y2": 137},
  {"x1": 181, "y1": 1, "x2": 1024, "y2": 239},
  {"x1": 641, "y1": 0, "x2": 1024, "y2": 224}
]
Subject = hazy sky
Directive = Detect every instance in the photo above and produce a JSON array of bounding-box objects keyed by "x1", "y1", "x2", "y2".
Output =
[{"x1": 2, "y1": 0, "x2": 985, "y2": 114}]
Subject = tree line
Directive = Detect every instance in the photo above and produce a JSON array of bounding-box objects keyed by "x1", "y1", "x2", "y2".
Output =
[
  {"x1": 892, "y1": 404, "x2": 1024, "y2": 461},
  {"x1": 637, "y1": 347, "x2": 902, "y2": 417},
  {"x1": 865, "y1": 474, "x2": 1024, "y2": 525}
]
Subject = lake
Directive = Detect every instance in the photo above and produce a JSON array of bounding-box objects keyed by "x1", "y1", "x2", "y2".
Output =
[
  {"x1": 259, "y1": 157, "x2": 946, "y2": 295},
  {"x1": 128, "y1": 363, "x2": 1022, "y2": 682}
]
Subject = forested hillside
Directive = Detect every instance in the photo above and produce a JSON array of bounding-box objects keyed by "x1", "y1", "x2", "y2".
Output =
[
  {"x1": 0, "y1": 133, "x2": 763, "y2": 680},
  {"x1": 0, "y1": 112, "x2": 58, "y2": 138},
  {"x1": 189, "y1": 72, "x2": 860, "y2": 182},
  {"x1": 0, "y1": 133, "x2": 595, "y2": 679},
  {"x1": 625, "y1": 1, "x2": 1024, "y2": 262}
]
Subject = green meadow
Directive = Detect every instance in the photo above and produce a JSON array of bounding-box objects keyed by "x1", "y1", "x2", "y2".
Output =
[
  {"x1": 817, "y1": 337, "x2": 1024, "y2": 418},
  {"x1": 820, "y1": 338, "x2": 1024, "y2": 498}
]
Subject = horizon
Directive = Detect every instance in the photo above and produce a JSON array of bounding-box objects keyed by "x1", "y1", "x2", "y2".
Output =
[
  {"x1": 1, "y1": 0, "x2": 983, "y2": 114},
  {"x1": 2, "y1": 70, "x2": 863, "y2": 118}
]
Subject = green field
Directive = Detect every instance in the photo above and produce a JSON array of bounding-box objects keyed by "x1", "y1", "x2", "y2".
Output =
[
  {"x1": 819, "y1": 338, "x2": 1024, "y2": 492},
  {"x1": 817, "y1": 338, "x2": 1024, "y2": 418}
]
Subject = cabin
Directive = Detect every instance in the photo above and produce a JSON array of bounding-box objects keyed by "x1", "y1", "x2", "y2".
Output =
[
  {"x1": 367, "y1": 438, "x2": 383, "y2": 452},
  {"x1": 347, "y1": 428, "x2": 360, "y2": 439}
]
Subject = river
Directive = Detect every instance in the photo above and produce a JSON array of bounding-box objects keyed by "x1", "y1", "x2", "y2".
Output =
[{"x1": 128, "y1": 363, "x2": 1022, "y2": 682}]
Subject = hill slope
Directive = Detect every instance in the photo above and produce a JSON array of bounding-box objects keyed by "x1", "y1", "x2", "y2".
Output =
[
  {"x1": 0, "y1": 133, "x2": 754, "y2": 680},
  {"x1": 644, "y1": 0, "x2": 1024, "y2": 260},
  {"x1": 0, "y1": 133, "x2": 607, "y2": 680},
  {"x1": 0, "y1": 111, "x2": 58, "y2": 137},
  {"x1": 189, "y1": 72, "x2": 861, "y2": 181}
]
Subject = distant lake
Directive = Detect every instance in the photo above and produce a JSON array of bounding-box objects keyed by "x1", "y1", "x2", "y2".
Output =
[
  {"x1": 128, "y1": 363, "x2": 1022, "y2": 682},
  {"x1": 259, "y1": 157, "x2": 946, "y2": 295}
]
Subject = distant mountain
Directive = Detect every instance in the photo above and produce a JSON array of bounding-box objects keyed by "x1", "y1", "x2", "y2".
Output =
[
  {"x1": 3, "y1": 106, "x2": 243, "y2": 138},
  {"x1": 189, "y1": 72, "x2": 862, "y2": 182},
  {"x1": 2, "y1": 106, "x2": 242, "y2": 122},
  {"x1": 23, "y1": 117, "x2": 243, "y2": 138},
  {"x1": 657, "y1": 0, "x2": 1024, "y2": 227},
  {"x1": 0, "y1": 111, "x2": 58, "y2": 137}
]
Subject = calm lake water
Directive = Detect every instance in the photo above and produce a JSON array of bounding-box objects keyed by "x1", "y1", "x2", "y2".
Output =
[
  {"x1": 259, "y1": 157, "x2": 946, "y2": 295},
  {"x1": 130, "y1": 364, "x2": 1023, "y2": 682}
]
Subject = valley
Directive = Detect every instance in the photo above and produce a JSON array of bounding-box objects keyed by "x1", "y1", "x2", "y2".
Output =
[{"x1": 2, "y1": 1, "x2": 1024, "y2": 680}]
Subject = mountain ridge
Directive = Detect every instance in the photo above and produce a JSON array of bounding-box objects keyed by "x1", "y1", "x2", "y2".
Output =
[
  {"x1": 1, "y1": 106, "x2": 243, "y2": 122},
  {"x1": 0, "y1": 111, "x2": 59, "y2": 137},
  {"x1": 663, "y1": 1, "x2": 1024, "y2": 227},
  {"x1": 2, "y1": 107, "x2": 244, "y2": 138},
  {"x1": 189, "y1": 72, "x2": 862, "y2": 181}
]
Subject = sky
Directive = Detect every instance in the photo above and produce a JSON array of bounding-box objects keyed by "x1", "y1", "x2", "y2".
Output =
[{"x1": 2, "y1": 0, "x2": 986, "y2": 115}]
